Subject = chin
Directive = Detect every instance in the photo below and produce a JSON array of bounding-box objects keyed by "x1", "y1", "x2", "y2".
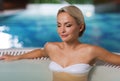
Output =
[
  {"x1": 61, "y1": 39, "x2": 70, "y2": 42},
  {"x1": 61, "y1": 36, "x2": 71, "y2": 42}
]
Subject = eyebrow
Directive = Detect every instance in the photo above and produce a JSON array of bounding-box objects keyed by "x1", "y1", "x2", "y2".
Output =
[{"x1": 57, "y1": 22, "x2": 71, "y2": 25}]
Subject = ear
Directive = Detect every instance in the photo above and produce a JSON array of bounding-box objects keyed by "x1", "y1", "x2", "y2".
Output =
[{"x1": 79, "y1": 23, "x2": 84, "y2": 32}]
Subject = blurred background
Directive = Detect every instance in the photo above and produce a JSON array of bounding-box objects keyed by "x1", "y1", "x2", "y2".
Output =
[{"x1": 0, "y1": 0, "x2": 120, "y2": 52}]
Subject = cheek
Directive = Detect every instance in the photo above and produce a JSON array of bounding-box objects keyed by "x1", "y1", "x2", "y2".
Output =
[
  {"x1": 66, "y1": 28, "x2": 72, "y2": 33},
  {"x1": 72, "y1": 30, "x2": 80, "y2": 37},
  {"x1": 68, "y1": 27, "x2": 78, "y2": 35}
]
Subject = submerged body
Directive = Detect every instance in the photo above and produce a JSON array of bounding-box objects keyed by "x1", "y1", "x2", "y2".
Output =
[{"x1": 53, "y1": 72, "x2": 88, "y2": 81}]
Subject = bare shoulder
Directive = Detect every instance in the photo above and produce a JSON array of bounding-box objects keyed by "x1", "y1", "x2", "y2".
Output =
[
  {"x1": 79, "y1": 44, "x2": 108, "y2": 57},
  {"x1": 44, "y1": 42, "x2": 62, "y2": 50},
  {"x1": 81, "y1": 44, "x2": 105, "y2": 51},
  {"x1": 81, "y1": 44, "x2": 111, "y2": 55},
  {"x1": 87, "y1": 44, "x2": 113, "y2": 55},
  {"x1": 43, "y1": 42, "x2": 62, "y2": 57}
]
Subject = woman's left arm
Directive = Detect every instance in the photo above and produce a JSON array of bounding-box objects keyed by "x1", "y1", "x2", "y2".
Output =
[{"x1": 93, "y1": 46, "x2": 120, "y2": 65}]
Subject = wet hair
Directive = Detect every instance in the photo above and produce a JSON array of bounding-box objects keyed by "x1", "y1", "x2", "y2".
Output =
[{"x1": 57, "y1": 5, "x2": 86, "y2": 37}]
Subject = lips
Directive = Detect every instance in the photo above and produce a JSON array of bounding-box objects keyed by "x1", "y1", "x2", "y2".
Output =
[{"x1": 61, "y1": 34, "x2": 68, "y2": 38}]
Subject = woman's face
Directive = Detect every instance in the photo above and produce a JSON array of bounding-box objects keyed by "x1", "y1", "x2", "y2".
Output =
[{"x1": 57, "y1": 12, "x2": 80, "y2": 42}]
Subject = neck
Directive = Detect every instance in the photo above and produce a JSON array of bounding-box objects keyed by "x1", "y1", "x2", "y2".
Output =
[{"x1": 62, "y1": 40, "x2": 81, "y2": 49}]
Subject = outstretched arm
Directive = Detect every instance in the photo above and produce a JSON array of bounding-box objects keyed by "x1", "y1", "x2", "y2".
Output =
[
  {"x1": 17, "y1": 48, "x2": 48, "y2": 59},
  {"x1": 0, "y1": 48, "x2": 48, "y2": 61},
  {"x1": 93, "y1": 46, "x2": 120, "y2": 65}
]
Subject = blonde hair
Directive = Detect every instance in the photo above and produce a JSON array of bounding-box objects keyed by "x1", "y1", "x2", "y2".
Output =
[{"x1": 57, "y1": 5, "x2": 86, "y2": 37}]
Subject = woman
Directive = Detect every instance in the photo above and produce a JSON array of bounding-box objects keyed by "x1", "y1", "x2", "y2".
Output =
[{"x1": 0, "y1": 5, "x2": 120, "y2": 81}]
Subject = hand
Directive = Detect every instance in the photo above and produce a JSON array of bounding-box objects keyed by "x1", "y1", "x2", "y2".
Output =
[{"x1": 0, "y1": 55, "x2": 19, "y2": 61}]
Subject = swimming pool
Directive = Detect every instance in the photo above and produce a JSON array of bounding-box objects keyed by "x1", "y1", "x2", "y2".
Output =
[{"x1": 0, "y1": 4, "x2": 120, "y2": 52}]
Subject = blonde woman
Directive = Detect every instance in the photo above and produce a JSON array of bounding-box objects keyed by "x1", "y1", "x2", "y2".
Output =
[{"x1": 0, "y1": 5, "x2": 120, "y2": 81}]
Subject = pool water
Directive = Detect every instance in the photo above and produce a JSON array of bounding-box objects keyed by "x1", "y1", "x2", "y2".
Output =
[
  {"x1": 0, "y1": 5, "x2": 120, "y2": 52},
  {"x1": 0, "y1": 59, "x2": 52, "y2": 81}
]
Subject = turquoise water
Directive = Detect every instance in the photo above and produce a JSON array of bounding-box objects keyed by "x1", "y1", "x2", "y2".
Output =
[{"x1": 0, "y1": 10, "x2": 120, "y2": 52}]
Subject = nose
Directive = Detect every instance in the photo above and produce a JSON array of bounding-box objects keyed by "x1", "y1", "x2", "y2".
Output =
[{"x1": 60, "y1": 26, "x2": 66, "y2": 33}]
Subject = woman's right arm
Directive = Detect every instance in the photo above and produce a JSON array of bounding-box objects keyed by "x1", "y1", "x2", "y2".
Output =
[{"x1": 0, "y1": 48, "x2": 48, "y2": 61}]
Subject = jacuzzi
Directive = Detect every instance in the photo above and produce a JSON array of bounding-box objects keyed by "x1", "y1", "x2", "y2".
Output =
[{"x1": 0, "y1": 48, "x2": 120, "y2": 81}]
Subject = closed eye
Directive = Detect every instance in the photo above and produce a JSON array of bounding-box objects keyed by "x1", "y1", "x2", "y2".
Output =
[
  {"x1": 57, "y1": 25, "x2": 61, "y2": 27},
  {"x1": 66, "y1": 24, "x2": 72, "y2": 27}
]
